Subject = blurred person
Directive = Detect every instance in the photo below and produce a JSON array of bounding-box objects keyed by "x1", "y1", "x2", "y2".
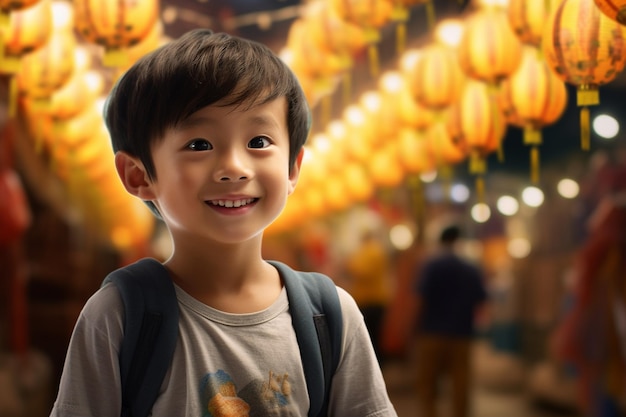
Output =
[
  {"x1": 413, "y1": 224, "x2": 488, "y2": 417},
  {"x1": 345, "y1": 229, "x2": 394, "y2": 364},
  {"x1": 550, "y1": 193, "x2": 626, "y2": 417}
]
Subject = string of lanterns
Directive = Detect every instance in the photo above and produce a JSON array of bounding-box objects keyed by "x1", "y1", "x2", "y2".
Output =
[{"x1": 2, "y1": 0, "x2": 626, "y2": 248}]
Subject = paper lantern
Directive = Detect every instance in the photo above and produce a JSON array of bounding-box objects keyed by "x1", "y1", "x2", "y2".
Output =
[
  {"x1": 499, "y1": 46, "x2": 568, "y2": 182},
  {"x1": 409, "y1": 43, "x2": 466, "y2": 111},
  {"x1": 303, "y1": 1, "x2": 366, "y2": 57},
  {"x1": 542, "y1": 0, "x2": 626, "y2": 150},
  {"x1": 16, "y1": 31, "x2": 76, "y2": 104},
  {"x1": 369, "y1": 142, "x2": 405, "y2": 188},
  {"x1": 594, "y1": 0, "x2": 626, "y2": 24},
  {"x1": 457, "y1": 7, "x2": 523, "y2": 85},
  {"x1": 446, "y1": 80, "x2": 507, "y2": 200},
  {"x1": 425, "y1": 122, "x2": 467, "y2": 166},
  {"x1": 397, "y1": 128, "x2": 435, "y2": 174},
  {"x1": 73, "y1": 0, "x2": 160, "y2": 67},
  {"x1": 0, "y1": 0, "x2": 40, "y2": 24},
  {"x1": 344, "y1": 162, "x2": 373, "y2": 202},
  {"x1": 329, "y1": 0, "x2": 394, "y2": 76},
  {"x1": 507, "y1": 0, "x2": 553, "y2": 46}
]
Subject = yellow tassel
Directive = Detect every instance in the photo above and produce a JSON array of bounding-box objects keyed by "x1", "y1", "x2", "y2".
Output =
[
  {"x1": 426, "y1": 1, "x2": 436, "y2": 30},
  {"x1": 580, "y1": 106, "x2": 590, "y2": 151},
  {"x1": 497, "y1": 142, "x2": 504, "y2": 163},
  {"x1": 368, "y1": 43, "x2": 379, "y2": 78},
  {"x1": 523, "y1": 126, "x2": 542, "y2": 146},
  {"x1": 530, "y1": 146, "x2": 540, "y2": 184},
  {"x1": 103, "y1": 48, "x2": 129, "y2": 68},
  {"x1": 342, "y1": 71, "x2": 352, "y2": 108},
  {"x1": 469, "y1": 152, "x2": 486, "y2": 175},
  {"x1": 476, "y1": 176, "x2": 485, "y2": 204},
  {"x1": 8, "y1": 76, "x2": 17, "y2": 118},
  {"x1": 321, "y1": 94, "x2": 332, "y2": 127},
  {"x1": 396, "y1": 22, "x2": 406, "y2": 55}
]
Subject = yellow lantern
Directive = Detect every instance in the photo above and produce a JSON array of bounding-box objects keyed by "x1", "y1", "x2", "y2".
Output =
[
  {"x1": 457, "y1": 7, "x2": 523, "y2": 86},
  {"x1": 73, "y1": 0, "x2": 160, "y2": 67},
  {"x1": 542, "y1": 0, "x2": 626, "y2": 150},
  {"x1": 426, "y1": 122, "x2": 467, "y2": 167},
  {"x1": 594, "y1": 0, "x2": 626, "y2": 24},
  {"x1": 369, "y1": 142, "x2": 405, "y2": 188},
  {"x1": 408, "y1": 43, "x2": 466, "y2": 112},
  {"x1": 329, "y1": 0, "x2": 394, "y2": 76},
  {"x1": 446, "y1": 80, "x2": 507, "y2": 200},
  {"x1": 507, "y1": 0, "x2": 553, "y2": 46},
  {"x1": 303, "y1": 1, "x2": 366, "y2": 58},
  {"x1": 17, "y1": 30, "x2": 76, "y2": 105},
  {"x1": 499, "y1": 46, "x2": 568, "y2": 182},
  {"x1": 397, "y1": 128, "x2": 435, "y2": 174},
  {"x1": 344, "y1": 161, "x2": 373, "y2": 202}
]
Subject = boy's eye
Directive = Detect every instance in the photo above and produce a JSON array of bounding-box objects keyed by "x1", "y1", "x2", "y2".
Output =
[
  {"x1": 187, "y1": 139, "x2": 212, "y2": 151},
  {"x1": 248, "y1": 136, "x2": 271, "y2": 149}
]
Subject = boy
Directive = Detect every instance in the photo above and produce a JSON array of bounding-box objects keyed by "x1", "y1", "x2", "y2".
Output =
[{"x1": 50, "y1": 29, "x2": 397, "y2": 416}]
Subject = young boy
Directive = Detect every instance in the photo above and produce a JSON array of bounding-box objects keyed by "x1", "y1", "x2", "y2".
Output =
[{"x1": 50, "y1": 29, "x2": 397, "y2": 416}]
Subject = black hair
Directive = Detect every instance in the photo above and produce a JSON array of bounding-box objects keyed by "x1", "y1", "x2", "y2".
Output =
[
  {"x1": 440, "y1": 225, "x2": 461, "y2": 244},
  {"x1": 104, "y1": 29, "x2": 311, "y2": 216}
]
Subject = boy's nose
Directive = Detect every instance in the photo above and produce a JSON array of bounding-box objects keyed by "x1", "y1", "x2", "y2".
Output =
[{"x1": 214, "y1": 150, "x2": 252, "y2": 182}]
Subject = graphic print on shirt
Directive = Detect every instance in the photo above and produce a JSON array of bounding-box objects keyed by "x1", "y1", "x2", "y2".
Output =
[{"x1": 200, "y1": 369, "x2": 295, "y2": 416}]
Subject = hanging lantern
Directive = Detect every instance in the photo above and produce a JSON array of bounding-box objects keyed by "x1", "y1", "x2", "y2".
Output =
[
  {"x1": 499, "y1": 46, "x2": 568, "y2": 183},
  {"x1": 594, "y1": 0, "x2": 626, "y2": 25},
  {"x1": 542, "y1": 0, "x2": 626, "y2": 150},
  {"x1": 343, "y1": 161, "x2": 374, "y2": 203},
  {"x1": 426, "y1": 122, "x2": 467, "y2": 167},
  {"x1": 369, "y1": 142, "x2": 405, "y2": 188},
  {"x1": 457, "y1": 7, "x2": 523, "y2": 86},
  {"x1": 16, "y1": 30, "x2": 76, "y2": 107},
  {"x1": 0, "y1": 0, "x2": 52, "y2": 116},
  {"x1": 397, "y1": 128, "x2": 435, "y2": 175},
  {"x1": 446, "y1": 80, "x2": 507, "y2": 201},
  {"x1": 329, "y1": 0, "x2": 394, "y2": 77},
  {"x1": 408, "y1": 43, "x2": 466, "y2": 112},
  {"x1": 73, "y1": 0, "x2": 160, "y2": 67},
  {"x1": 507, "y1": 0, "x2": 553, "y2": 46}
]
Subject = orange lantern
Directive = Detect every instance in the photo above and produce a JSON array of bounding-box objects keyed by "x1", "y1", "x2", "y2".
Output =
[
  {"x1": 499, "y1": 46, "x2": 568, "y2": 182},
  {"x1": 329, "y1": 0, "x2": 394, "y2": 76},
  {"x1": 542, "y1": 0, "x2": 626, "y2": 150},
  {"x1": 446, "y1": 80, "x2": 507, "y2": 200},
  {"x1": 73, "y1": 0, "x2": 160, "y2": 67},
  {"x1": 457, "y1": 7, "x2": 523, "y2": 86},
  {"x1": 17, "y1": 31, "x2": 76, "y2": 105},
  {"x1": 397, "y1": 128, "x2": 435, "y2": 174},
  {"x1": 408, "y1": 43, "x2": 466, "y2": 112},
  {"x1": 507, "y1": 0, "x2": 553, "y2": 46},
  {"x1": 594, "y1": 0, "x2": 626, "y2": 24},
  {"x1": 344, "y1": 161, "x2": 373, "y2": 202},
  {"x1": 369, "y1": 142, "x2": 405, "y2": 188},
  {"x1": 0, "y1": 0, "x2": 51, "y2": 116},
  {"x1": 304, "y1": 1, "x2": 366, "y2": 58},
  {"x1": 426, "y1": 122, "x2": 467, "y2": 167}
]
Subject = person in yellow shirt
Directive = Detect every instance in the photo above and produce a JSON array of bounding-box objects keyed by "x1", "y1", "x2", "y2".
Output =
[{"x1": 345, "y1": 230, "x2": 394, "y2": 363}]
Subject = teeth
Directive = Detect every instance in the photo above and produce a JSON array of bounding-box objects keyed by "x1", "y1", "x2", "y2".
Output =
[{"x1": 210, "y1": 198, "x2": 255, "y2": 208}]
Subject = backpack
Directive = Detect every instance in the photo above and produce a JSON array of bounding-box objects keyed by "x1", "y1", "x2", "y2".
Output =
[{"x1": 102, "y1": 258, "x2": 343, "y2": 417}]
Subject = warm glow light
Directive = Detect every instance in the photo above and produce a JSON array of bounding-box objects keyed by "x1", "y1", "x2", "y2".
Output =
[
  {"x1": 450, "y1": 183, "x2": 470, "y2": 203},
  {"x1": 360, "y1": 91, "x2": 381, "y2": 113},
  {"x1": 557, "y1": 178, "x2": 580, "y2": 199},
  {"x1": 84, "y1": 70, "x2": 104, "y2": 94},
  {"x1": 312, "y1": 133, "x2": 331, "y2": 153},
  {"x1": 344, "y1": 105, "x2": 366, "y2": 126},
  {"x1": 592, "y1": 114, "x2": 619, "y2": 139},
  {"x1": 327, "y1": 120, "x2": 347, "y2": 139},
  {"x1": 400, "y1": 49, "x2": 421, "y2": 73},
  {"x1": 380, "y1": 71, "x2": 403, "y2": 93},
  {"x1": 497, "y1": 195, "x2": 519, "y2": 216},
  {"x1": 420, "y1": 171, "x2": 437, "y2": 183},
  {"x1": 389, "y1": 224, "x2": 414, "y2": 250},
  {"x1": 508, "y1": 237, "x2": 531, "y2": 258},
  {"x1": 52, "y1": 1, "x2": 74, "y2": 31},
  {"x1": 471, "y1": 203, "x2": 491, "y2": 223},
  {"x1": 434, "y1": 19, "x2": 464, "y2": 48},
  {"x1": 521, "y1": 186, "x2": 544, "y2": 207}
]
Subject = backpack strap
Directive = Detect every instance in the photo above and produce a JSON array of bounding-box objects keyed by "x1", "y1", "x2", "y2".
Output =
[
  {"x1": 102, "y1": 258, "x2": 179, "y2": 417},
  {"x1": 268, "y1": 260, "x2": 343, "y2": 417}
]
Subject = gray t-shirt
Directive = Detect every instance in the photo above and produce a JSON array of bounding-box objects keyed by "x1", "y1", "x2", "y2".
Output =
[{"x1": 51, "y1": 279, "x2": 397, "y2": 416}]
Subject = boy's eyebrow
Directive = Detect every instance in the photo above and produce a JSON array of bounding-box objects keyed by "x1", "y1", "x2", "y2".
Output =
[{"x1": 178, "y1": 113, "x2": 282, "y2": 130}]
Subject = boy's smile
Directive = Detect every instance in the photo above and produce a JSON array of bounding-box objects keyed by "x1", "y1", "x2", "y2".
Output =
[{"x1": 141, "y1": 97, "x2": 301, "y2": 245}]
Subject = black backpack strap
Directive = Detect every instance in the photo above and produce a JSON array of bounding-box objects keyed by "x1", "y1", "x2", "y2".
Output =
[
  {"x1": 268, "y1": 261, "x2": 343, "y2": 417},
  {"x1": 101, "y1": 258, "x2": 179, "y2": 417}
]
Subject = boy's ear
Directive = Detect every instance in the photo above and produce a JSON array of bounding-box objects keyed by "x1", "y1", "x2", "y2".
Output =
[
  {"x1": 114, "y1": 151, "x2": 156, "y2": 200},
  {"x1": 287, "y1": 149, "x2": 304, "y2": 195}
]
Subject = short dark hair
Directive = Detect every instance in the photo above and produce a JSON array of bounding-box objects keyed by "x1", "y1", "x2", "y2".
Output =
[
  {"x1": 104, "y1": 29, "x2": 311, "y2": 215},
  {"x1": 440, "y1": 225, "x2": 461, "y2": 244}
]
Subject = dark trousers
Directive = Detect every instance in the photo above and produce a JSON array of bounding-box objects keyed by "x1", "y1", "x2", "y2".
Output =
[{"x1": 415, "y1": 334, "x2": 472, "y2": 417}]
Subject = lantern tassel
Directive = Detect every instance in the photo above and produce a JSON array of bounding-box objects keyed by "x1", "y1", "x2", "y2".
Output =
[
  {"x1": 391, "y1": 5, "x2": 409, "y2": 54},
  {"x1": 580, "y1": 106, "x2": 590, "y2": 151},
  {"x1": 530, "y1": 146, "x2": 540, "y2": 184},
  {"x1": 475, "y1": 176, "x2": 485, "y2": 204},
  {"x1": 426, "y1": 1, "x2": 436, "y2": 30}
]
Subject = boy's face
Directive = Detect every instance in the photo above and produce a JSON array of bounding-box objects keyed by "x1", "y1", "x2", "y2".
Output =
[{"x1": 131, "y1": 97, "x2": 301, "y2": 245}]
